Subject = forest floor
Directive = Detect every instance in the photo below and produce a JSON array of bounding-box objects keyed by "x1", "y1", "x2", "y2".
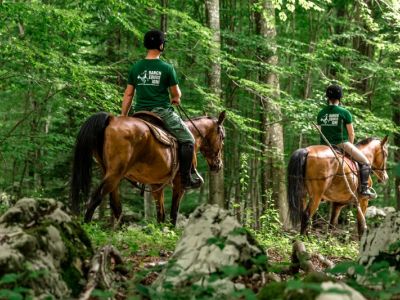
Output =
[{"x1": 83, "y1": 214, "x2": 359, "y2": 299}]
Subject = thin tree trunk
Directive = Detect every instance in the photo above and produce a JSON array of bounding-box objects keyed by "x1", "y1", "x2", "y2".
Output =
[
  {"x1": 144, "y1": 188, "x2": 154, "y2": 221},
  {"x1": 206, "y1": 0, "x2": 225, "y2": 207},
  {"x1": 393, "y1": 95, "x2": 400, "y2": 209},
  {"x1": 160, "y1": 0, "x2": 168, "y2": 32}
]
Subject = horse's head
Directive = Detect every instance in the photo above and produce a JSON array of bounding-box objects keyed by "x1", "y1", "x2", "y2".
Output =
[
  {"x1": 373, "y1": 136, "x2": 389, "y2": 184},
  {"x1": 360, "y1": 136, "x2": 389, "y2": 184},
  {"x1": 199, "y1": 111, "x2": 226, "y2": 172}
]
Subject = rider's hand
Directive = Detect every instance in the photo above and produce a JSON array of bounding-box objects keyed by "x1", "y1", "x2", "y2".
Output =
[{"x1": 171, "y1": 98, "x2": 181, "y2": 106}]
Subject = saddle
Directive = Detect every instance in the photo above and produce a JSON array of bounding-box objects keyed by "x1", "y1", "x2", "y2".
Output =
[
  {"x1": 331, "y1": 145, "x2": 359, "y2": 172},
  {"x1": 132, "y1": 111, "x2": 176, "y2": 147}
]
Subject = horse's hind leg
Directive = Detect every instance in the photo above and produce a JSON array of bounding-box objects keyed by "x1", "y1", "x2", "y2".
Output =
[
  {"x1": 301, "y1": 195, "x2": 322, "y2": 235},
  {"x1": 84, "y1": 173, "x2": 122, "y2": 222}
]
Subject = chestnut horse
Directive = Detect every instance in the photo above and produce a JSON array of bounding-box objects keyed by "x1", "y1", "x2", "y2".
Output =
[
  {"x1": 70, "y1": 111, "x2": 225, "y2": 225},
  {"x1": 287, "y1": 136, "x2": 388, "y2": 236}
]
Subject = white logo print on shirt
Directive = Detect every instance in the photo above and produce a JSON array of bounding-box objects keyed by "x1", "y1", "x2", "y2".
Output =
[
  {"x1": 320, "y1": 114, "x2": 339, "y2": 126},
  {"x1": 137, "y1": 70, "x2": 162, "y2": 86}
]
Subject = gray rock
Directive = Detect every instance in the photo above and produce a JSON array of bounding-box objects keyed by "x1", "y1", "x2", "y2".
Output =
[
  {"x1": 0, "y1": 198, "x2": 93, "y2": 299},
  {"x1": 359, "y1": 211, "x2": 400, "y2": 269},
  {"x1": 365, "y1": 206, "x2": 396, "y2": 219},
  {"x1": 154, "y1": 204, "x2": 266, "y2": 297},
  {"x1": 316, "y1": 282, "x2": 366, "y2": 300}
]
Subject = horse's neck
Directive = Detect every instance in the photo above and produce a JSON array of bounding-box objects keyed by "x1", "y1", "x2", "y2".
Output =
[
  {"x1": 189, "y1": 119, "x2": 212, "y2": 148},
  {"x1": 359, "y1": 142, "x2": 378, "y2": 163}
]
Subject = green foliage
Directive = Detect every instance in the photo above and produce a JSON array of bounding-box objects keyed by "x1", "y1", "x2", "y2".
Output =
[
  {"x1": 83, "y1": 222, "x2": 180, "y2": 256},
  {"x1": 0, "y1": 269, "x2": 48, "y2": 300},
  {"x1": 328, "y1": 259, "x2": 400, "y2": 299},
  {"x1": 91, "y1": 289, "x2": 114, "y2": 299},
  {"x1": 250, "y1": 206, "x2": 358, "y2": 260}
]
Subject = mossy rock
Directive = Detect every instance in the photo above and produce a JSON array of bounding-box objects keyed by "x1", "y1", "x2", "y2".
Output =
[{"x1": 0, "y1": 198, "x2": 93, "y2": 299}]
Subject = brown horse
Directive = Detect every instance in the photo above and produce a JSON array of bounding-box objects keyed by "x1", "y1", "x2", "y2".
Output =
[
  {"x1": 70, "y1": 111, "x2": 225, "y2": 225},
  {"x1": 287, "y1": 136, "x2": 389, "y2": 236}
]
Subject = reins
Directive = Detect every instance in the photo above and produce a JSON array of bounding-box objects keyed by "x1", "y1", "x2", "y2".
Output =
[{"x1": 176, "y1": 105, "x2": 213, "y2": 150}]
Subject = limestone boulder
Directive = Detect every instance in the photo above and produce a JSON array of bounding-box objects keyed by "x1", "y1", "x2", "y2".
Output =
[
  {"x1": 154, "y1": 204, "x2": 266, "y2": 297},
  {"x1": 359, "y1": 211, "x2": 400, "y2": 269},
  {"x1": 316, "y1": 282, "x2": 366, "y2": 300},
  {"x1": 365, "y1": 206, "x2": 395, "y2": 219},
  {"x1": 0, "y1": 198, "x2": 93, "y2": 299}
]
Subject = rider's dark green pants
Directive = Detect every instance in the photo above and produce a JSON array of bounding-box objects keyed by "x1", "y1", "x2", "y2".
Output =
[{"x1": 150, "y1": 107, "x2": 195, "y2": 144}]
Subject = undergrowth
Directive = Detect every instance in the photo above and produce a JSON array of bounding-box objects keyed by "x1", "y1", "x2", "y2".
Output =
[
  {"x1": 248, "y1": 206, "x2": 358, "y2": 261},
  {"x1": 83, "y1": 222, "x2": 181, "y2": 256}
]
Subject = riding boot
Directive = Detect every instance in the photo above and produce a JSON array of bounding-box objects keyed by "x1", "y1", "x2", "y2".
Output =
[
  {"x1": 179, "y1": 142, "x2": 203, "y2": 189},
  {"x1": 358, "y1": 163, "x2": 376, "y2": 199}
]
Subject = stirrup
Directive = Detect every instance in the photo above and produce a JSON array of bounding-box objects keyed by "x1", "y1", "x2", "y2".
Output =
[
  {"x1": 182, "y1": 172, "x2": 203, "y2": 190},
  {"x1": 183, "y1": 178, "x2": 203, "y2": 190},
  {"x1": 191, "y1": 169, "x2": 204, "y2": 185},
  {"x1": 359, "y1": 187, "x2": 377, "y2": 199}
]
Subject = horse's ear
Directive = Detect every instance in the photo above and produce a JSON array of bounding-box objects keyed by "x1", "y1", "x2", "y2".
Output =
[
  {"x1": 381, "y1": 135, "x2": 389, "y2": 145},
  {"x1": 217, "y1": 111, "x2": 226, "y2": 125}
]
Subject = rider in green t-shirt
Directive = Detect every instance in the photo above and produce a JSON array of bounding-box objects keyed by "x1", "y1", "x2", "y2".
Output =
[
  {"x1": 317, "y1": 84, "x2": 375, "y2": 198},
  {"x1": 121, "y1": 30, "x2": 203, "y2": 190}
]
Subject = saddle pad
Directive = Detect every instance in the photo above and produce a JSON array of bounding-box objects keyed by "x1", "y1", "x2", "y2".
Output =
[
  {"x1": 132, "y1": 111, "x2": 165, "y2": 129},
  {"x1": 331, "y1": 146, "x2": 359, "y2": 172},
  {"x1": 141, "y1": 120, "x2": 176, "y2": 147}
]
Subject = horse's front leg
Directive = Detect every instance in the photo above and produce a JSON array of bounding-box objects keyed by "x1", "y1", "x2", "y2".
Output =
[
  {"x1": 356, "y1": 197, "x2": 369, "y2": 238},
  {"x1": 151, "y1": 185, "x2": 165, "y2": 223},
  {"x1": 329, "y1": 202, "x2": 346, "y2": 230},
  {"x1": 171, "y1": 174, "x2": 185, "y2": 226},
  {"x1": 109, "y1": 188, "x2": 122, "y2": 227}
]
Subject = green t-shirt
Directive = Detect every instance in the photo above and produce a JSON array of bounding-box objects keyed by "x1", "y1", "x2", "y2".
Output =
[
  {"x1": 317, "y1": 105, "x2": 353, "y2": 145},
  {"x1": 127, "y1": 59, "x2": 179, "y2": 111}
]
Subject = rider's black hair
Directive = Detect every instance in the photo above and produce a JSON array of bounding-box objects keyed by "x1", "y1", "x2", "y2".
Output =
[{"x1": 144, "y1": 30, "x2": 165, "y2": 51}]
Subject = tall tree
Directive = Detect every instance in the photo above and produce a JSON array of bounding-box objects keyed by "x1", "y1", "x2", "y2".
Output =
[
  {"x1": 394, "y1": 94, "x2": 400, "y2": 209},
  {"x1": 205, "y1": 0, "x2": 224, "y2": 207},
  {"x1": 256, "y1": 0, "x2": 289, "y2": 227}
]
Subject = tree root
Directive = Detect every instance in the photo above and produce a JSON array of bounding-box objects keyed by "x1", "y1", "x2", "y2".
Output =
[
  {"x1": 79, "y1": 245, "x2": 125, "y2": 300},
  {"x1": 290, "y1": 240, "x2": 315, "y2": 274},
  {"x1": 315, "y1": 253, "x2": 335, "y2": 269}
]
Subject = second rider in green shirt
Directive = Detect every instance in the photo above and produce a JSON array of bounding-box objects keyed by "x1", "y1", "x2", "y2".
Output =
[{"x1": 317, "y1": 84, "x2": 375, "y2": 198}]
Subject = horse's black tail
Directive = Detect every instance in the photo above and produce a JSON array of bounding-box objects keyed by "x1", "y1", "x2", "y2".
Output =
[
  {"x1": 287, "y1": 148, "x2": 308, "y2": 226},
  {"x1": 70, "y1": 112, "x2": 111, "y2": 214}
]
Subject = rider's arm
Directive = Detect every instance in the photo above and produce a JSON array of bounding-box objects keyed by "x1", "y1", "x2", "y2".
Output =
[
  {"x1": 346, "y1": 123, "x2": 355, "y2": 144},
  {"x1": 170, "y1": 84, "x2": 181, "y2": 106},
  {"x1": 121, "y1": 84, "x2": 135, "y2": 116}
]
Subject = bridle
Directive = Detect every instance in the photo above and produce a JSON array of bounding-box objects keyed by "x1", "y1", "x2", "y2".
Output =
[
  {"x1": 177, "y1": 105, "x2": 224, "y2": 158},
  {"x1": 371, "y1": 142, "x2": 388, "y2": 181}
]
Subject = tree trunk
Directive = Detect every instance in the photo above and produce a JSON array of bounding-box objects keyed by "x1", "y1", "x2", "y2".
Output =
[
  {"x1": 205, "y1": 0, "x2": 225, "y2": 207},
  {"x1": 160, "y1": 0, "x2": 168, "y2": 32},
  {"x1": 256, "y1": 0, "x2": 289, "y2": 228},
  {"x1": 394, "y1": 95, "x2": 400, "y2": 209},
  {"x1": 144, "y1": 188, "x2": 154, "y2": 221}
]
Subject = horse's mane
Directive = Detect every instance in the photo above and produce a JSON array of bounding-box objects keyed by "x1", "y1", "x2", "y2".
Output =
[
  {"x1": 356, "y1": 137, "x2": 379, "y2": 146},
  {"x1": 190, "y1": 116, "x2": 218, "y2": 121}
]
